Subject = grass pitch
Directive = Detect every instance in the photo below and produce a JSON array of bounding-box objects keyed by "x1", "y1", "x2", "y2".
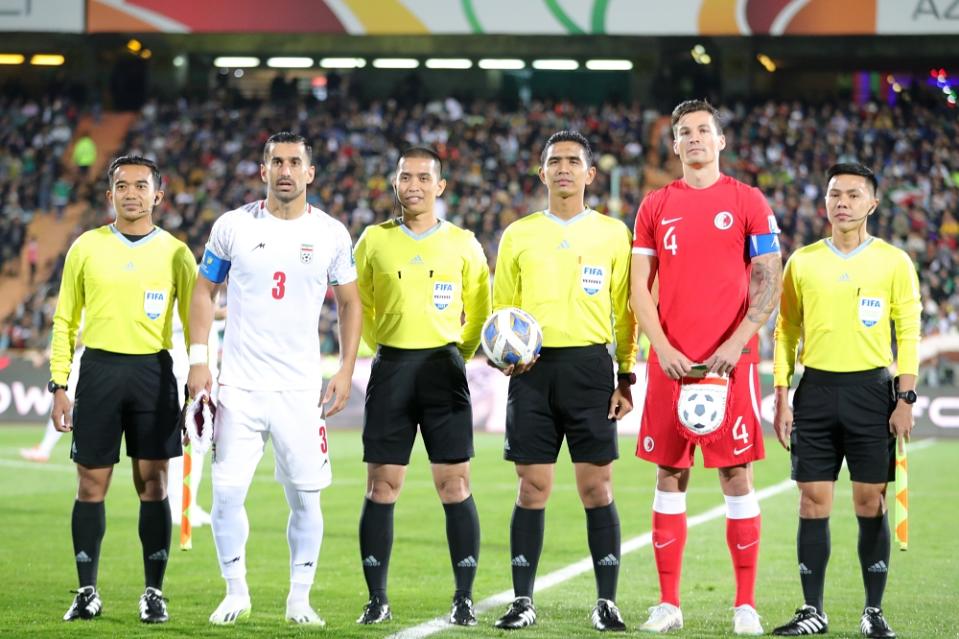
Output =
[{"x1": 0, "y1": 426, "x2": 955, "y2": 638}]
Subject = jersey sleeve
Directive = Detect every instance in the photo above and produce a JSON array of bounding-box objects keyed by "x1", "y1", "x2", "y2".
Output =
[
  {"x1": 328, "y1": 222, "x2": 357, "y2": 286},
  {"x1": 172, "y1": 242, "x2": 198, "y2": 350},
  {"x1": 353, "y1": 228, "x2": 377, "y2": 352},
  {"x1": 744, "y1": 186, "x2": 778, "y2": 237},
  {"x1": 492, "y1": 226, "x2": 520, "y2": 311},
  {"x1": 199, "y1": 214, "x2": 233, "y2": 283},
  {"x1": 890, "y1": 250, "x2": 922, "y2": 376},
  {"x1": 459, "y1": 233, "x2": 492, "y2": 359},
  {"x1": 611, "y1": 222, "x2": 638, "y2": 372},
  {"x1": 632, "y1": 192, "x2": 657, "y2": 255},
  {"x1": 50, "y1": 239, "x2": 86, "y2": 385},
  {"x1": 773, "y1": 253, "x2": 803, "y2": 387}
]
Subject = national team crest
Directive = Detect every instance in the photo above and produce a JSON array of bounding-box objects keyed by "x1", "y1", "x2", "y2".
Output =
[
  {"x1": 433, "y1": 281, "x2": 454, "y2": 310},
  {"x1": 580, "y1": 265, "x2": 605, "y2": 296},
  {"x1": 300, "y1": 243, "x2": 314, "y2": 264}
]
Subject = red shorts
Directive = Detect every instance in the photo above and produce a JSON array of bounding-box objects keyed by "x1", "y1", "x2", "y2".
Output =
[{"x1": 636, "y1": 360, "x2": 765, "y2": 468}]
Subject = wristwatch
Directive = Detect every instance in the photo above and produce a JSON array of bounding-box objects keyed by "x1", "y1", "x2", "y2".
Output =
[
  {"x1": 47, "y1": 380, "x2": 68, "y2": 393},
  {"x1": 617, "y1": 372, "x2": 637, "y2": 386},
  {"x1": 895, "y1": 389, "x2": 917, "y2": 405}
]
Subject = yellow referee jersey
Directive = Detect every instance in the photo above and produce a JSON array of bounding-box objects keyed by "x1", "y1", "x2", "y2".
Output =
[
  {"x1": 773, "y1": 237, "x2": 921, "y2": 387},
  {"x1": 355, "y1": 219, "x2": 491, "y2": 358},
  {"x1": 50, "y1": 225, "x2": 197, "y2": 384},
  {"x1": 493, "y1": 210, "x2": 637, "y2": 373}
]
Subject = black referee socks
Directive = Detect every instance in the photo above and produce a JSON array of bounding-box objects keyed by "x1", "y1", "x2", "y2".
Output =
[
  {"x1": 857, "y1": 512, "x2": 890, "y2": 609},
  {"x1": 71, "y1": 500, "x2": 105, "y2": 588},
  {"x1": 586, "y1": 502, "x2": 621, "y2": 601},
  {"x1": 798, "y1": 516, "x2": 830, "y2": 613},
  {"x1": 359, "y1": 498, "x2": 395, "y2": 601},
  {"x1": 443, "y1": 495, "x2": 480, "y2": 599},
  {"x1": 139, "y1": 498, "x2": 171, "y2": 589},
  {"x1": 509, "y1": 505, "x2": 545, "y2": 598}
]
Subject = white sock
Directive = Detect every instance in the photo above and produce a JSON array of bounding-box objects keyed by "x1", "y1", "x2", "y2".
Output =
[
  {"x1": 212, "y1": 483, "x2": 251, "y2": 584},
  {"x1": 653, "y1": 489, "x2": 687, "y2": 514},
  {"x1": 39, "y1": 419, "x2": 64, "y2": 455},
  {"x1": 724, "y1": 491, "x2": 760, "y2": 519},
  {"x1": 284, "y1": 485, "x2": 322, "y2": 601}
]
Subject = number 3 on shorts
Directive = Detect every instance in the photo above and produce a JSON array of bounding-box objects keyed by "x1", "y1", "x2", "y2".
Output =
[{"x1": 318, "y1": 425, "x2": 328, "y2": 454}]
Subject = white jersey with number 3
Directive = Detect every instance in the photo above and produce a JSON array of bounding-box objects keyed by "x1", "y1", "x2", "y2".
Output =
[{"x1": 201, "y1": 200, "x2": 356, "y2": 391}]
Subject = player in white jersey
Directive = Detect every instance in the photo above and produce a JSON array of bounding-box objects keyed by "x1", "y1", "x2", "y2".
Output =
[{"x1": 187, "y1": 132, "x2": 362, "y2": 626}]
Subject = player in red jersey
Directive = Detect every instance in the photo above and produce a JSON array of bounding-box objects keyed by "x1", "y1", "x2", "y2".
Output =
[{"x1": 630, "y1": 100, "x2": 783, "y2": 635}]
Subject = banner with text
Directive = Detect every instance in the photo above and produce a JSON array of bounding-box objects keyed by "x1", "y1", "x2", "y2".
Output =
[{"x1": 82, "y1": 0, "x2": 959, "y2": 35}]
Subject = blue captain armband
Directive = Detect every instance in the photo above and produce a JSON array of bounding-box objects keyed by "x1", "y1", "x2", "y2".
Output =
[
  {"x1": 199, "y1": 248, "x2": 231, "y2": 283},
  {"x1": 749, "y1": 233, "x2": 781, "y2": 258}
]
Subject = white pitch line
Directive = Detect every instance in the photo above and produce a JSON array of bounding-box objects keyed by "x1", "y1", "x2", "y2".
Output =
[{"x1": 386, "y1": 437, "x2": 938, "y2": 639}]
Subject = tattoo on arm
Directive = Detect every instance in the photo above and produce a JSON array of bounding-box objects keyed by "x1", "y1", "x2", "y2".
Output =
[{"x1": 746, "y1": 254, "x2": 783, "y2": 324}]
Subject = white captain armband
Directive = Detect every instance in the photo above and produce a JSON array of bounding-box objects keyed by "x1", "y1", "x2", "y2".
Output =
[
  {"x1": 749, "y1": 233, "x2": 781, "y2": 258},
  {"x1": 199, "y1": 248, "x2": 231, "y2": 283}
]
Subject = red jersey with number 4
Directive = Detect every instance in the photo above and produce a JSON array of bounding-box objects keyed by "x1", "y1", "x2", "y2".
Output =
[{"x1": 632, "y1": 175, "x2": 777, "y2": 364}]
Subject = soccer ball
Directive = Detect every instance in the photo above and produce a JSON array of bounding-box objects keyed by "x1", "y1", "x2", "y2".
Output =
[
  {"x1": 680, "y1": 392, "x2": 720, "y2": 430},
  {"x1": 481, "y1": 307, "x2": 543, "y2": 369}
]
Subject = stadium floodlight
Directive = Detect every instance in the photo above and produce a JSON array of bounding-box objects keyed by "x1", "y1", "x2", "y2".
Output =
[
  {"x1": 267, "y1": 57, "x2": 313, "y2": 68},
  {"x1": 478, "y1": 58, "x2": 525, "y2": 70},
  {"x1": 320, "y1": 57, "x2": 366, "y2": 69},
  {"x1": 213, "y1": 56, "x2": 259, "y2": 68},
  {"x1": 585, "y1": 59, "x2": 633, "y2": 71},
  {"x1": 0, "y1": 54, "x2": 25, "y2": 65},
  {"x1": 532, "y1": 59, "x2": 579, "y2": 71},
  {"x1": 425, "y1": 58, "x2": 473, "y2": 69},
  {"x1": 372, "y1": 58, "x2": 419, "y2": 69},
  {"x1": 30, "y1": 54, "x2": 65, "y2": 66}
]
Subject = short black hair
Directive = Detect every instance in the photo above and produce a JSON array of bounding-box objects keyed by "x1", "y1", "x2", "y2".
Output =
[
  {"x1": 108, "y1": 155, "x2": 161, "y2": 189},
  {"x1": 263, "y1": 131, "x2": 313, "y2": 164},
  {"x1": 826, "y1": 162, "x2": 878, "y2": 194},
  {"x1": 671, "y1": 99, "x2": 723, "y2": 135},
  {"x1": 398, "y1": 146, "x2": 443, "y2": 178},
  {"x1": 541, "y1": 130, "x2": 593, "y2": 167}
]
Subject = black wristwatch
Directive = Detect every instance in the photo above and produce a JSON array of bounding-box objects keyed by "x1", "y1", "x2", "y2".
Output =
[
  {"x1": 896, "y1": 389, "x2": 917, "y2": 405},
  {"x1": 617, "y1": 372, "x2": 637, "y2": 386},
  {"x1": 47, "y1": 380, "x2": 68, "y2": 393}
]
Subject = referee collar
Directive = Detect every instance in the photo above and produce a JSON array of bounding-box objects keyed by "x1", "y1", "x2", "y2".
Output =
[
  {"x1": 397, "y1": 218, "x2": 444, "y2": 240},
  {"x1": 544, "y1": 208, "x2": 592, "y2": 225},
  {"x1": 824, "y1": 236, "x2": 874, "y2": 260},
  {"x1": 108, "y1": 224, "x2": 161, "y2": 247}
]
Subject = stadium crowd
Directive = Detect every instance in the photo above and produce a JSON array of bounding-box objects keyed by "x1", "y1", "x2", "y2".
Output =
[{"x1": 2, "y1": 96, "x2": 957, "y2": 358}]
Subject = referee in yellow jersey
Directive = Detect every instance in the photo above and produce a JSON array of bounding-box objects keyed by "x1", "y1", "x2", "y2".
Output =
[
  {"x1": 50, "y1": 156, "x2": 196, "y2": 624},
  {"x1": 771, "y1": 163, "x2": 921, "y2": 639},
  {"x1": 492, "y1": 131, "x2": 637, "y2": 632},
  {"x1": 353, "y1": 147, "x2": 491, "y2": 627}
]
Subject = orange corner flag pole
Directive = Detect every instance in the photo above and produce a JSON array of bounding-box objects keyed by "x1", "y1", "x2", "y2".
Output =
[
  {"x1": 180, "y1": 442, "x2": 193, "y2": 550},
  {"x1": 894, "y1": 440, "x2": 908, "y2": 551}
]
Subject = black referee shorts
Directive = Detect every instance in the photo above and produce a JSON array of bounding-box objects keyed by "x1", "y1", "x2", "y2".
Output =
[
  {"x1": 70, "y1": 348, "x2": 182, "y2": 467},
  {"x1": 790, "y1": 367, "x2": 896, "y2": 484},
  {"x1": 363, "y1": 344, "x2": 473, "y2": 465},
  {"x1": 505, "y1": 344, "x2": 617, "y2": 464}
]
